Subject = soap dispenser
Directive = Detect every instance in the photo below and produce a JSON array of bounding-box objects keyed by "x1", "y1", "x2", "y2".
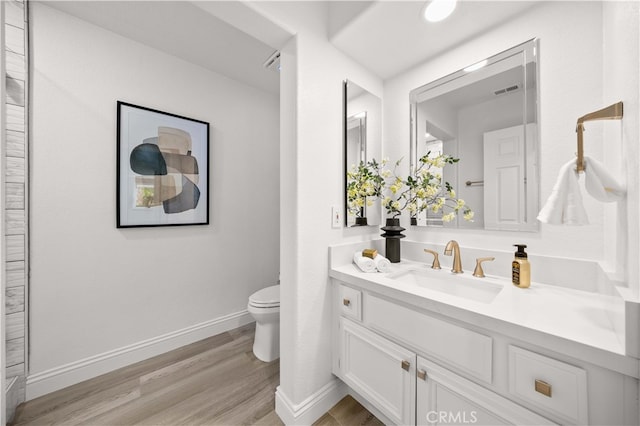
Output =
[{"x1": 512, "y1": 244, "x2": 530, "y2": 288}]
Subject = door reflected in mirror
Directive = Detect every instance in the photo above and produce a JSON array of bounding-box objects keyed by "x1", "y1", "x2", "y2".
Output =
[
  {"x1": 344, "y1": 79, "x2": 382, "y2": 227},
  {"x1": 410, "y1": 39, "x2": 539, "y2": 232}
]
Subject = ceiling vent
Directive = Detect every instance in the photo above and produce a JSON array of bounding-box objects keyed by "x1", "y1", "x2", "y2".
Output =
[{"x1": 494, "y1": 84, "x2": 519, "y2": 96}]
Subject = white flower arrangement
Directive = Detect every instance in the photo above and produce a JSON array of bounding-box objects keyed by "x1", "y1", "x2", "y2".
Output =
[
  {"x1": 374, "y1": 153, "x2": 473, "y2": 223},
  {"x1": 346, "y1": 159, "x2": 385, "y2": 219},
  {"x1": 405, "y1": 152, "x2": 473, "y2": 223}
]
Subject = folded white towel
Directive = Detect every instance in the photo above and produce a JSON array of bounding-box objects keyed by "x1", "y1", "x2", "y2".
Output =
[
  {"x1": 373, "y1": 254, "x2": 391, "y2": 273},
  {"x1": 353, "y1": 251, "x2": 376, "y2": 273},
  {"x1": 583, "y1": 156, "x2": 626, "y2": 202},
  {"x1": 537, "y1": 159, "x2": 589, "y2": 225}
]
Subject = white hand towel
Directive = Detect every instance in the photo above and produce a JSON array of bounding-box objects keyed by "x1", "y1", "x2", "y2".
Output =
[
  {"x1": 583, "y1": 156, "x2": 626, "y2": 202},
  {"x1": 537, "y1": 159, "x2": 589, "y2": 225},
  {"x1": 353, "y1": 251, "x2": 376, "y2": 273},
  {"x1": 373, "y1": 254, "x2": 391, "y2": 273}
]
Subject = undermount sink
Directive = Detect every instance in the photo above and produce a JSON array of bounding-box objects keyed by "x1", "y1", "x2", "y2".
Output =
[{"x1": 388, "y1": 269, "x2": 503, "y2": 304}]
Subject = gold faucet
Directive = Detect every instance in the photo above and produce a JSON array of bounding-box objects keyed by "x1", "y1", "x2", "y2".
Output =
[
  {"x1": 472, "y1": 257, "x2": 495, "y2": 278},
  {"x1": 423, "y1": 249, "x2": 441, "y2": 269},
  {"x1": 444, "y1": 240, "x2": 463, "y2": 273}
]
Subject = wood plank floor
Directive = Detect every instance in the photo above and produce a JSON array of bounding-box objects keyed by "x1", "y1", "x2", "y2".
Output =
[{"x1": 10, "y1": 323, "x2": 380, "y2": 426}]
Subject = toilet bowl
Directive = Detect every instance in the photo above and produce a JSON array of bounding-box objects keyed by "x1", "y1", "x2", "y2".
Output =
[{"x1": 248, "y1": 285, "x2": 280, "y2": 362}]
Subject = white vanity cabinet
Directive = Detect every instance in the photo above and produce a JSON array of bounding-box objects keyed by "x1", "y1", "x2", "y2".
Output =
[
  {"x1": 332, "y1": 280, "x2": 635, "y2": 425},
  {"x1": 339, "y1": 317, "x2": 416, "y2": 425}
]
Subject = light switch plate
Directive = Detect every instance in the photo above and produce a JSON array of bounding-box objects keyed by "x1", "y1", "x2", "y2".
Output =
[{"x1": 331, "y1": 205, "x2": 341, "y2": 228}]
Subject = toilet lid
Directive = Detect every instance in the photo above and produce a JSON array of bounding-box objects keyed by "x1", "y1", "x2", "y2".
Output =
[{"x1": 249, "y1": 285, "x2": 280, "y2": 307}]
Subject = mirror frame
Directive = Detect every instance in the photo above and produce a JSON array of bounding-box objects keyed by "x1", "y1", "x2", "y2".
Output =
[{"x1": 409, "y1": 38, "x2": 540, "y2": 231}]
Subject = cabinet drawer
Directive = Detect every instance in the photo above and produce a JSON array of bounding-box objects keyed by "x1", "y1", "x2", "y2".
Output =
[
  {"x1": 339, "y1": 285, "x2": 362, "y2": 321},
  {"x1": 417, "y1": 357, "x2": 556, "y2": 426},
  {"x1": 508, "y1": 346, "x2": 588, "y2": 424},
  {"x1": 366, "y1": 294, "x2": 493, "y2": 384}
]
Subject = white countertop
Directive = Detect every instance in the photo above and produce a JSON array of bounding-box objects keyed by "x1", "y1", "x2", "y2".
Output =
[{"x1": 330, "y1": 259, "x2": 639, "y2": 378}]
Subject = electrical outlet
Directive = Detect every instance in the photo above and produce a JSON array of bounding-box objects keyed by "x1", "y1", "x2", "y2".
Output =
[{"x1": 331, "y1": 205, "x2": 342, "y2": 228}]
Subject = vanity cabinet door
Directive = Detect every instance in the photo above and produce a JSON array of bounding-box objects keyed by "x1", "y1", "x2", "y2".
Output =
[
  {"x1": 416, "y1": 357, "x2": 556, "y2": 426},
  {"x1": 339, "y1": 317, "x2": 416, "y2": 425}
]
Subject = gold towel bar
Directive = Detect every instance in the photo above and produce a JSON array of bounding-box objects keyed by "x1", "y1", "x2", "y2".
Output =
[{"x1": 576, "y1": 101, "x2": 624, "y2": 172}]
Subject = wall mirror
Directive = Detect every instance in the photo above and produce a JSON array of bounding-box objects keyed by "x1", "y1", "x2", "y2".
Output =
[
  {"x1": 344, "y1": 79, "x2": 382, "y2": 227},
  {"x1": 410, "y1": 39, "x2": 539, "y2": 231}
]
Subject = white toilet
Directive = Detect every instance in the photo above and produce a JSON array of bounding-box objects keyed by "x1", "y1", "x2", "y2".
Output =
[{"x1": 247, "y1": 285, "x2": 280, "y2": 362}]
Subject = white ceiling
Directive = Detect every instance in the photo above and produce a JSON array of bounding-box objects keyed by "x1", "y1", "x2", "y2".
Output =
[
  {"x1": 330, "y1": 1, "x2": 541, "y2": 80},
  {"x1": 39, "y1": 1, "x2": 281, "y2": 94},
  {"x1": 39, "y1": 1, "x2": 542, "y2": 94}
]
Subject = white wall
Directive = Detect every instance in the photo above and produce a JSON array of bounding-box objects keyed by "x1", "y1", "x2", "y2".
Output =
[
  {"x1": 29, "y1": 3, "x2": 279, "y2": 383},
  {"x1": 250, "y1": 1, "x2": 383, "y2": 415},
  {"x1": 603, "y1": 1, "x2": 640, "y2": 298},
  {"x1": 384, "y1": 2, "x2": 612, "y2": 265}
]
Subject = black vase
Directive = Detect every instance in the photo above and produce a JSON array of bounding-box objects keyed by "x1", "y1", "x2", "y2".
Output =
[
  {"x1": 381, "y1": 218, "x2": 405, "y2": 263},
  {"x1": 354, "y1": 217, "x2": 368, "y2": 226}
]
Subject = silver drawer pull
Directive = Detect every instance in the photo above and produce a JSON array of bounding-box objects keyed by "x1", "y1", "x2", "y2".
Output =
[
  {"x1": 535, "y1": 379, "x2": 552, "y2": 397},
  {"x1": 401, "y1": 360, "x2": 410, "y2": 371},
  {"x1": 343, "y1": 298, "x2": 351, "y2": 307},
  {"x1": 417, "y1": 369, "x2": 427, "y2": 381}
]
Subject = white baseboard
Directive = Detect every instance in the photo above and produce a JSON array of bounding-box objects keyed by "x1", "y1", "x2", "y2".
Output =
[
  {"x1": 26, "y1": 310, "x2": 253, "y2": 400},
  {"x1": 275, "y1": 378, "x2": 347, "y2": 425}
]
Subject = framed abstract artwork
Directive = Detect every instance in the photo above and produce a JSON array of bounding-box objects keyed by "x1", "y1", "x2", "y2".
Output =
[{"x1": 117, "y1": 101, "x2": 209, "y2": 228}]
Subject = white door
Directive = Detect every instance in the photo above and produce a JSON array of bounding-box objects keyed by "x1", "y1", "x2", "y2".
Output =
[
  {"x1": 416, "y1": 357, "x2": 556, "y2": 426},
  {"x1": 484, "y1": 124, "x2": 537, "y2": 231},
  {"x1": 339, "y1": 318, "x2": 416, "y2": 425}
]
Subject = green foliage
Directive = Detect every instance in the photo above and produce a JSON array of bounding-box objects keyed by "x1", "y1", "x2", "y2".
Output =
[
  {"x1": 375, "y1": 152, "x2": 473, "y2": 222},
  {"x1": 346, "y1": 159, "x2": 385, "y2": 218}
]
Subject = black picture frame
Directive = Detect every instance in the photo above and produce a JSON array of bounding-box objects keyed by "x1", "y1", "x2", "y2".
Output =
[{"x1": 116, "y1": 101, "x2": 209, "y2": 228}]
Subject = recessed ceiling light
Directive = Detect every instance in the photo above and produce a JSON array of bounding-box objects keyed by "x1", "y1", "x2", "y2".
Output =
[
  {"x1": 423, "y1": 0, "x2": 457, "y2": 23},
  {"x1": 463, "y1": 59, "x2": 488, "y2": 73}
]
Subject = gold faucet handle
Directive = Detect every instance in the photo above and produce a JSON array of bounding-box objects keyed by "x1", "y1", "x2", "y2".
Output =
[
  {"x1": 473, "y1": 257, "x2": 495, "y2": 278},
  {"x1": 424, "y1": 249, "x2": 442, "y2": 269}
]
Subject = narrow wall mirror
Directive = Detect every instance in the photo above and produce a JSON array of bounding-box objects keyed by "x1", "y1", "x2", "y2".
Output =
[
  {"x1": 410, "y1": 39, "x2": 539, "y2": 231},
  {"x1": 344, "y1": 79, "x2": 382, "y2": 227}
]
